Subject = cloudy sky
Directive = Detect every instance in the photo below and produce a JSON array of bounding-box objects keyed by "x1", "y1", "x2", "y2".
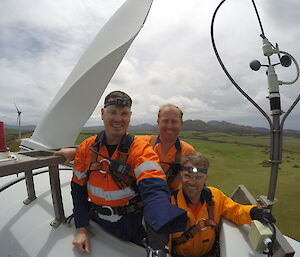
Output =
[{"x1": 1, "y1": 0, "x2": 299, "y2": 130}]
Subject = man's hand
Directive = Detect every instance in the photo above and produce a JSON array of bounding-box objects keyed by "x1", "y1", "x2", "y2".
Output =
[
  {"x1": 72, "y1": 227, "x2": 91, "y2": 253},
  {"x1": 250, "y1": 207, "x2": 276, "y2": 224},
  {"x1": 54, "y1": 148, "x2": 76, "y2": 165}
]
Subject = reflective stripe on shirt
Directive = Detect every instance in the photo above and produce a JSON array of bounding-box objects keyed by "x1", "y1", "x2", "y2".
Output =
[
  {"x1": 73, "y1": 168, "x2": 87, "y2": 180},
  {"x1": 87, "y1": 183, "x2": 135, "y2": 200},
  {"x1": 134, "y1": 161, "x2": 162, "y2": 178}
]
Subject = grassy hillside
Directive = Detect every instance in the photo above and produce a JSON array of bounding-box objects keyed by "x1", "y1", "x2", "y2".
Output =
[
  {"x1": 3, "y1": 129, "x2": 32, "y2": 152},
  {"x1": 4, "y1": 129, "x2": 300, "y2": 241}
]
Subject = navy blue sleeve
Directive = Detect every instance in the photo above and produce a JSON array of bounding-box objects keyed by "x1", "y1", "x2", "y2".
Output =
[
  {"x1": 138, "y1": 177, "x2": 187, "y2": 233},
  {"x1": 71, "y1": 181, "x2": 90, "y2": 228}
]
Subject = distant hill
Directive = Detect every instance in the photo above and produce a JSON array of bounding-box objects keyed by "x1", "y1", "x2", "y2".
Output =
[
  {"x1": 4, "y1": 120, "x2": 300, "y2": 137},
  {"x1": 4, "y1": 124, "x2": 36, "y2": 131},
  {"x1": 183, "y1": 120, "x2": 269, "y2": 134},
  {"x1": 183, "y1": 120, "x2": 300, "y2": 137}
]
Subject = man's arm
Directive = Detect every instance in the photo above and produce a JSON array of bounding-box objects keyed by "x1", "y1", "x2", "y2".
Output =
[
  {"x1": 71, "y1": 181, "x2": 90, "y2": 228},
  {"x1": 54, "y1": 148, "x2": 76, "y2": 164},
  {"x1": 130, "y1": 138, "x2": 187, "y2": 233},
  {"x1": 138, "y1": 178, "x2": 187, "y2": 233},
  {"x1": 70, "y1": 137, "x2": 95, "y2": 253},
  {"x1": 212, "y1": 187, "x2": 255, "y2": 225}
]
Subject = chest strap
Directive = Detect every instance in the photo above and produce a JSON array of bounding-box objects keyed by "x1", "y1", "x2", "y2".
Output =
[
  {"x1": 149, "y1": 135, "x2": 182, "y2": 185},
  {"x1": 87, "y1": 131, "x2": 136, "y2": 190},
  {"x1": 172, "y1": 217, "x2": 217, "y2": 246}
]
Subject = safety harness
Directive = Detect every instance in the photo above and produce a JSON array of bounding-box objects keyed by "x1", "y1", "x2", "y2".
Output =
[
  {"x1": 149, "y1": 135, "x2": 182, "y2": 186},
  {"x1": 171, "y1": 188, "x2": 219, "y2": 257},
  {"x1": 87, "y1": 131, "x2": 143, "y2": 216}
]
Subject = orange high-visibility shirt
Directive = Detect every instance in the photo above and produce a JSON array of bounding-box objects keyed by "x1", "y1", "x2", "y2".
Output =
[
  {"x1": 170, "y1": 187, "x2": 255, "y2": 257},
  {"x1": 72, "y1": 135, "x2": 166, "y2": 208}
]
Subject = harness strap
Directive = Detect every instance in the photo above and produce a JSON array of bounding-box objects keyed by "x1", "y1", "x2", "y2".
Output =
[
  {"x1": 85, "y1": 145, "x2": 99, "y2": 184},
  {"x1": 85, "y1": 131, "x2": 106, "y2": 184},
  {"x1": 172, "y1": 219, "x2": 217, "y2": 246},
  {"x1": 166, "y1": 138, "x2": 182, "y2": 185},
  {"x1": 149, "y1": 135, "x2": 182, "y2": 184},
  {"x1": 148, "y1": 135, "x2": 158, "y2": 148},
  {"x1": 172, "y1": 252, "x2": 216, "y2": 257},
  {"x1": 207, "y1": 203, "x2": 215, "y2": 226},
  {"x1": 91, "y1": 199, "x2": 144, "y2": 216},
  {"x1": 87, "y1": 131, "x2": 136, "y2": 190}
]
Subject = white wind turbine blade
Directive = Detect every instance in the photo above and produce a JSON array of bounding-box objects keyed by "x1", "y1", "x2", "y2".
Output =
[
  {"x1": 21, "y1": 0, "x2": 153, "y2": 150},
  {"x1": 14, "y1": 102, "x2": 19, "y2": 113},
  {"x1": 14, "y1": 102, "x2": 21, "y2": 116}
]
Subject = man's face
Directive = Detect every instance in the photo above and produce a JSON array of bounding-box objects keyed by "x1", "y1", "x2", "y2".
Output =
[
  {"x1": 181, "y1": 161, "x2": 207, "y2": 198},
  {"x1": 157, "y1": 106, "x2": 183, "y2": 141},
  {"x1": 101, "y1": 102, "x2": 132, "y2": 140}
]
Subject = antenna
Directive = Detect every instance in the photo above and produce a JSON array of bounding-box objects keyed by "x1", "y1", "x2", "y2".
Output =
[{"x1": 14, "y1": 103, "x2": 22, "y2": 139}]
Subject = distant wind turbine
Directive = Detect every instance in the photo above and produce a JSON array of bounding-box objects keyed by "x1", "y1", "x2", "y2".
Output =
[{"x1": 14, "y1": 103, "x2": 22, "y2": 139}]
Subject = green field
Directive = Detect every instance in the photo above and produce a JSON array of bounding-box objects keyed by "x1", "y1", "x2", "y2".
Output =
[{"x1": 4, "y1": 129, "x2": 300, "y2": 241}]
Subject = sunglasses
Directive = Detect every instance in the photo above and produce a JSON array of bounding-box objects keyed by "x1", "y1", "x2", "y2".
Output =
[{"x1": 104, "y1": 98, "x2": 131, "y2": 108}]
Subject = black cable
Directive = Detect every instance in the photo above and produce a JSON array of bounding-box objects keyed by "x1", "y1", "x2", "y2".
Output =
[
  {"x1": 250, "y1": 0, "x2": 265, "y2": 36},
  {"x1": 64, "y1": 213, "x2": 74, "y2": 224},
  {"x1": 250, "y1": 0, "x2": 271, "y2": 66},
  {"x1": 210, "y1": 0, "x2": 272, "y2": 129},
  {"x1": 268, "y1": 222, "x2": 276, "y2": 256}
]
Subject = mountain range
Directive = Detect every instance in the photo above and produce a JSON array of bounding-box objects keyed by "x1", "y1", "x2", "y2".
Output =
[{"x1": 4, "y1": 120, "x2": 300, "y2": 137}]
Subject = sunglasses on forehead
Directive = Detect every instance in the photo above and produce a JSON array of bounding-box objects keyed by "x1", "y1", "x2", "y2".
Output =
[
  {"x1": 104, "y1": 98, "x2": 131, "y2": 108},
  {"x1": 181, "y1": 166, "x2": 208, "y2": 174}
]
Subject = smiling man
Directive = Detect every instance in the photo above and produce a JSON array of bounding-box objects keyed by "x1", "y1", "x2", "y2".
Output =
[
  {"x1": 141, "y1": 104, "x2": 195, "y2": 192},
  {"x1": 70, "y1": 91, "x2": 186, "y2": 256},
  {"x1": 170, "y1": 152, "x2": 275, "y2": 257}
]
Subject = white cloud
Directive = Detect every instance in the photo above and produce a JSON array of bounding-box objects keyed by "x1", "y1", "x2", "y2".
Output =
[{"x1": 1, "y1": 0, "x2": 299, "y2": 130}]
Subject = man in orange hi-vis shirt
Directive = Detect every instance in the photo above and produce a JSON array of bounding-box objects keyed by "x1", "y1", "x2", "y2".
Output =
[
  {"x1": 140, "y1": 104, "x2": 195, "y2": 192},
  {"x1": 170, "y1": 152, "x2": 275, "y2": 257},
  {"x1": 68, "y1": 91, "x2": 187, "y2": 257}
]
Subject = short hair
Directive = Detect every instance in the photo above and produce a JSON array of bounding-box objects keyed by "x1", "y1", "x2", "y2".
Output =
[
  {"x1": 104, "y1": 90, "x2": 132, "y2": 106},
  {"x1": 181, "y1": 152, "x2": 210, "y2": 170},
  {"x1": 158, "y1": 104, "x2": 183, "y2": 121}
]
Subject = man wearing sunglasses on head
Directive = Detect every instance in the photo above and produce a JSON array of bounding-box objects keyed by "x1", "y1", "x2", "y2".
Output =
[
  {"x1": 170, "y1": 152, "x2": 276, "y2": 257},
  {"x1": 69, "y1": 91, "x2": 187, "y2": 256}
]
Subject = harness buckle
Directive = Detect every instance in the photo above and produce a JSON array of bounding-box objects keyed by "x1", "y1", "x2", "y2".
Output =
[
  {"x1": 99, "y1": 159, "x2": 111, "y2": 174},
  {"x1": 102, "y1": 205, "x2": 114, "y2": 216},
  {"x1": 184, "y1": 231, "x2": 194, "y2": 240},
  {"x1": 197, "y1": 218, "x2": 208, "y2": 231}
]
